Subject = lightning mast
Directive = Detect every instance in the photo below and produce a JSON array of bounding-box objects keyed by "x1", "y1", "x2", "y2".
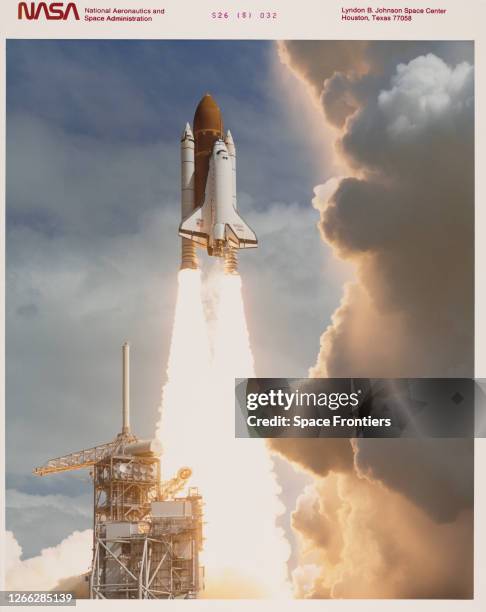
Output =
[{"x1": 33, "y1": 343, "x2": 204, "y2": 599}]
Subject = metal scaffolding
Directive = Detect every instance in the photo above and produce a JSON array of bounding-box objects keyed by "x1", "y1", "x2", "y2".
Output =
[
  {"x1": 90, "y1": 489, "x2": 203, "y2": 599},
  {"x1": 33, "y1": 343, "x2": 204, "y2": 599}
]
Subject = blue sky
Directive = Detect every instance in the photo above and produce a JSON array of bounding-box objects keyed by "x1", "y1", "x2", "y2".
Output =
[
  {"x1": 7, "y1": 40, "x2": 318, "y2": 225},
  {"x1": 6, "y1": 40, "x2": 341, "y2": 558}
]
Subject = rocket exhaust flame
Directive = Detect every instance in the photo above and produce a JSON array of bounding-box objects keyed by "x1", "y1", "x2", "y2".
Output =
[{"x1": 157, "y1": 267, "x2": 290, "y2": 598}]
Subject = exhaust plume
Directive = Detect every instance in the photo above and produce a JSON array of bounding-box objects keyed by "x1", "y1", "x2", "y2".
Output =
[{"x1": 157, "y1": 266, "x2": 290, "y2": 598}]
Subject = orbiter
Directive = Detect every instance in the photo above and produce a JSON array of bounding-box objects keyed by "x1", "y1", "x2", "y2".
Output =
[{"x1": 179, "y1": 94, "x2": 257, "y2": 274}]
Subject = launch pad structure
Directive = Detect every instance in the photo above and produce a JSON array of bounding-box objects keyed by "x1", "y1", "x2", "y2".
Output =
[{"x1": 33, "y1": 343, "x2": 204, "y2": 599}]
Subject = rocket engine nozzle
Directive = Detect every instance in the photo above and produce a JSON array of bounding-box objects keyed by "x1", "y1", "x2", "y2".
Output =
[
  {"x1": 181, "y1": 239, "x2": 198, "y2": 270},
  {"x1": 212, "y1": 239, "x2": 224, "y2": 258},
  {"x1": 224, "y1": 248, "x2": 238, "y2": 275}
]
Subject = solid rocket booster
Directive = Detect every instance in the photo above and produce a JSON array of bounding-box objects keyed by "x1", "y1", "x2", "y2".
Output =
[
  {"x1": 180, "y1": 123, "x2": 197, "y2": 270},
  {"x1": 179, "y1": 94, "x2": 258, "y2": 273}
]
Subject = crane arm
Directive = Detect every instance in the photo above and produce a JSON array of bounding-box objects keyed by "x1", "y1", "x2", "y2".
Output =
[{"x1": 33, "y1": 440, "x2": 119, "y2": 476}]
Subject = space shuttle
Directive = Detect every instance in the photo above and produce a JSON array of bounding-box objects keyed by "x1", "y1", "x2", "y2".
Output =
[{"x1": 179, "y1": 94, "x2": 258, "y2": 274}]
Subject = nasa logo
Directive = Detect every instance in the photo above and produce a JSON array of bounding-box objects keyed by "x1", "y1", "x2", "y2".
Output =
[{"x1": 18, "y1": 2, "x2": 80, "y2": 20}]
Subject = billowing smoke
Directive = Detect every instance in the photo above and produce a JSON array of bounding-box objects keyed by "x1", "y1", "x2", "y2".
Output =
[
  {"x1": 157, "y1": 266, "x2": 290, "y2": 598},
  {"x1": 5, "y1": 529, "x2": 91, "y2": 593},
  {"x1": 295, "y1": 45, "x2": 474, "y2": 378},
  {"x1": 272, "y1": 41, "x2": 474, "y2": 598},
  {"x1": 291, "y1": 473, "x2": 473, "y2": 599},
  {"x1": 270, "y1": 438, "x2": 353, "y2": 477}
]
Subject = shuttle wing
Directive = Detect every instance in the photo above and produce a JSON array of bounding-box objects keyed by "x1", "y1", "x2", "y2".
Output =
[{"x1": 225, "y1": 211, "x2": 258, "y2": 248}]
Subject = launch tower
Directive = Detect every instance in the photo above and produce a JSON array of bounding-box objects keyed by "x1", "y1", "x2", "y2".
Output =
[{"x1": 33, "y1": 343, "x2": 204, "y2": 599}]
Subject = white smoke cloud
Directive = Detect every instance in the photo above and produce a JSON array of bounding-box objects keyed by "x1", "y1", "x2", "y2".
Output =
[
  {"x1": 378, "y1": 54, "x2": 472, "y2": 138},
  {"x1": 5, "y1": 529, "x2": 91, "y2": 592}
]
